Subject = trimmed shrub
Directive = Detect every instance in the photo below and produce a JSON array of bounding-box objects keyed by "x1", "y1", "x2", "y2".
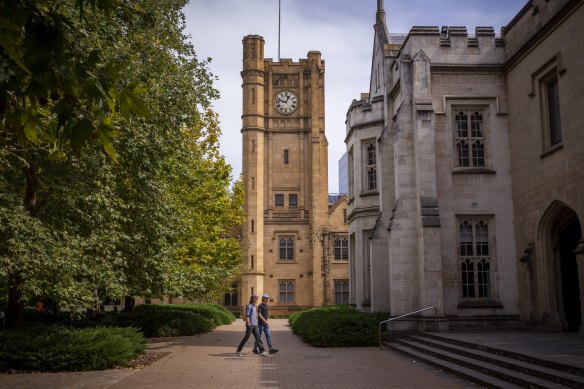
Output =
[
  {"x1": 101, "y1": 309, "x2": 214, "y2": 337},
  {"x1": 289, "y1": 305, "x2": 387, "y2": 347},
  {"x1": 0, "y1": 325, "x2": 145, "y2": 372},
  {"x1": 135, "y1": 303, "x2": 235, "y2": 327}
]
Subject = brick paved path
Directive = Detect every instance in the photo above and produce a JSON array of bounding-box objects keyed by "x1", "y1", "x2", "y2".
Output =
[{"x1": 0, "y1": 319, "x2": 474, "y2": 389}]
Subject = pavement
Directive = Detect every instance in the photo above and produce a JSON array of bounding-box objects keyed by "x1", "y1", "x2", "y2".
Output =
[{"x1": 0, "y1": 319, "x2": 476, "y2": 389}]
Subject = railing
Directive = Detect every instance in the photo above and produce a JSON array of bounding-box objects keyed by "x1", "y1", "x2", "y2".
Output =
[{"x1": 378, "y1": 306, "x2": 438, "y2": 348}]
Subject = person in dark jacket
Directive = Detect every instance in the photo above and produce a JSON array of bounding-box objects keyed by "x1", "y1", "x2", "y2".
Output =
[{"x1": 253, "y1": 293, "x2": 278, "y2": 354}]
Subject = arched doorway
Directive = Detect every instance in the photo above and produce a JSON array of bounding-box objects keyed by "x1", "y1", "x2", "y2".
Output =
[{"x1": 551, "y1": 207, "x2": 582, "y2": 331}]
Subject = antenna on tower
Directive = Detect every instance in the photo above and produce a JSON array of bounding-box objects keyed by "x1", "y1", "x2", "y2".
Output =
[{"x1": 278, "y1": 0, "x2": 281, "y2": 60}]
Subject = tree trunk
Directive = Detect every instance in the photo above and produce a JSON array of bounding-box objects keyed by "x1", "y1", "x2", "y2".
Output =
[
  {"x1": 24, "y1": 163, "x2": 38, "y2": 217},
  {"x1": 124, "y1": 295, "x2": 135, "y2": 312},
  {"x1": 5, "y1": 273, "x2": 24, "y2": 327},
  {"x1": 6, "y1": 163, "x2": 39, "y2": 326}
]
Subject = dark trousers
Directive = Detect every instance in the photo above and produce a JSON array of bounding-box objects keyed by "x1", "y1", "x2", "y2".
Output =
[{"x1": 237, "y1": 325, "x2": 265, "y2": 352}]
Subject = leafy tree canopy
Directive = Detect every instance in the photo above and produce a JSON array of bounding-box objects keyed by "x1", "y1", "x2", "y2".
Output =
[{"x1": 0, "y1": 0, "x2": 243, "y2": 325}]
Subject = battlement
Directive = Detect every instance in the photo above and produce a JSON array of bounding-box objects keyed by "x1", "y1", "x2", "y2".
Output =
[
  {"x1": 264, "y1": 56, "x2": 325, "y2": 72},
  {"x1": 408, "y1": 25, "x2": 505, "y2": 48}
]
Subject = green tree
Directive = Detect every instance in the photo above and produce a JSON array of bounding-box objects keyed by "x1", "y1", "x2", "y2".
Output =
[{"x1": 0, "y1": 0, "x2": 242, "y2": 325}]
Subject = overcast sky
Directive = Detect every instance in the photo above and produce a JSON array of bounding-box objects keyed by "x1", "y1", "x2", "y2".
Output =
[{"x1": 183, "y1": 0, "x2": 527, "y2": 192}]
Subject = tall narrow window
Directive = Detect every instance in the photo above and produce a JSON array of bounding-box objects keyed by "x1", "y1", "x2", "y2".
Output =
[
  {"x1": 251, "y1": 87, "x2": 256, "y2": 105},
  {"x1": 289, "y1": 194, "x2": 298, "y2": 208},
  {"x1": 459, "y1": 219, "x2": 491, "y2": 298},
  {"x1": 348, "y1": 149, "x2": 354, "y2": 199},
  {"x1": 251, "y1": 220, "x2": 254, "y2": 233},
  {"x1": 284, "y1": 149, "x2": 289, "y2": 164},
  {"x1": 546, "y1": 77, "x2": 562, "y2": 146},
  {"x1": 224, "y1": 283, "x2": 239, "y2": 306},
  {"x1": 279, "y1": 236, "x2": 294, "y2": 261},
  {"x1": 343, "y1": 209, "x2": 348, "y2": 224},
  {"x1": 275, "y1": 194, "x2": 284, "y2": 207},
  {"x1": 279, "y1": 280, "x2": 295, "y2": 303},
  {"x1": 250, "y1": 255, "x2": 254, "y2": 269},
  {"x1": 334, "y1": 236, "x2": 349, "y2": 260},
  {"x1": 251, "y1": 140, "x2": 255, "y2": 153},
  {"x1": 334, "y1": 280, "x2": 350, "y2": 304},
  {"x1": 366, "y1": 143, "x2": 377, "y2": 190},
  {"x1": 455, "y1": 110, "x2": 486, "y2": 167},
  {"x1": 251, "y1": 177, "x2": 255, "y2": 190}
]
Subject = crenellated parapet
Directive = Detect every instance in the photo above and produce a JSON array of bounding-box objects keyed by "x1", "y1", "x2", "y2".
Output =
[{"x1": 394, "y1": 25, "x2": 506, "y2": 66}]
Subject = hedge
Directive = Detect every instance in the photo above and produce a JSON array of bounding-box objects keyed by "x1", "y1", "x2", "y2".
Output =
[
  {"x1": 135, "y1": 303, "x2": 235, "y2": 327},
  {"x1": 289, "y1": 305, "x2": 387, "y2": 347},
  {"x1": 0, "y1": 325, "x2": 145, "y2": 372}
]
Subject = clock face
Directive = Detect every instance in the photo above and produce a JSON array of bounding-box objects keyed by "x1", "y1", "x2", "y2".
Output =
[{"x1": 274, "y1": 90, "x2": 298, "y2": 114}]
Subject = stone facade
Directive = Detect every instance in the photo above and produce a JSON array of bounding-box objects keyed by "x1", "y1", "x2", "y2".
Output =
[
  {"x1": 239, "y1": 36, "x2": 349, "y2": 314},
  {"x1": 505, "y1": 0, "x2": 584, "y2": 332},
  {"x1": 347, "y1": 0, "x2": 584, "y2": 332}
]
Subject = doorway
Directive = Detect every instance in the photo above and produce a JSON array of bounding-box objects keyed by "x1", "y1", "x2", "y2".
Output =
[{"x1": 558, "y1": 218, "x2": 581, "y2": 331}]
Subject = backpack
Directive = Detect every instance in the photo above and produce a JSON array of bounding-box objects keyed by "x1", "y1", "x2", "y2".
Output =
[{"x1": 241, "y1": 304, "x2": 248, "y2": 321}]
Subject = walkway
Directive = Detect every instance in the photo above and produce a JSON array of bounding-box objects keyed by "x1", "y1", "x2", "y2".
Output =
[{"x1": 0, "y1": 319, "x2": 474, "y2": 389}]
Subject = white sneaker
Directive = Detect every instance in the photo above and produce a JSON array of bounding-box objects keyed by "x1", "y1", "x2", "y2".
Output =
[
  {"x1": 236, "y1": 351, "x2": 243, "y2": 356},
  {"x1": 260, "y1": 351, "x2": 270, "y2": 356}
]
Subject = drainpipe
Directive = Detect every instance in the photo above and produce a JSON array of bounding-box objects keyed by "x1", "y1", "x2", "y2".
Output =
[{"x1": 322, "y1": 228, "x2": 330, "y2": 306}]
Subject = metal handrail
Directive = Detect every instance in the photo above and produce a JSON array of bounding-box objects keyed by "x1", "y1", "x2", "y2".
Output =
[{"x1": 378, "y1": 306, "x2": 438, "y2": 348}]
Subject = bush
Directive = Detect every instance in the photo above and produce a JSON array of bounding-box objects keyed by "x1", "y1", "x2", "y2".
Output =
[
  {"x1": 101, "y1": 309, "x2": 214, "y2": 337},
  {"x1": 135, "y1": 303, "x2": 235, "y2": 327},
  {"x1": 289, "y1": 305, "x2": 387, "y2": 347},
  {"x1": 0, "y1": 325, "x2": 145, "y2": 372}
]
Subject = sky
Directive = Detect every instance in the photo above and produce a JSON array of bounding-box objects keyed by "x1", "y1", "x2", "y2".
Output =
[{"x1": 183, "y1": 0, "x2": 527, "y2": 193}]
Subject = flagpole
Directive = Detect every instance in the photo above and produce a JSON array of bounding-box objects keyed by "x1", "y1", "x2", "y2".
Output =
[{"x1": 278, "y1": 0, "x2": 281, "y2": 60}]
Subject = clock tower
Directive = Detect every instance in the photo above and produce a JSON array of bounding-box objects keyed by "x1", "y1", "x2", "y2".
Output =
[{"x1": 240, "y1": 35, "x2": 329, "y2": 312}]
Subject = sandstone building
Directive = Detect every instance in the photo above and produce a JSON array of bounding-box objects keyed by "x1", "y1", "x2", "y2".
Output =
[
  {"x1": 347, "y1": 0, "x2": 584, "y2": 332},
  {"x1": 238, "y1": 36, "x2": 349, "y2": 313}
]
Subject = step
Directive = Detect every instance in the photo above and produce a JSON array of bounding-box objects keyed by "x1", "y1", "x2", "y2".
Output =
[
  {"x1": 407, "y1": 335, "x2": 584, "y2": 388},
  {"x1": 387, "y1": 343, "x2": 524, "y2": 389},
  {"x1": 389, "y1": 339, "x2": 566, "y2": 389},
  {"x1": 422, "y1": 333, "x2": 584, "y2": 378}
]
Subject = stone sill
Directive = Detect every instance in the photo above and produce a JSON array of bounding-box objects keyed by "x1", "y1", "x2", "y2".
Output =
[
  {"x1": 457, "y1": 299, "x2": 503, "y2": 308},
  {"x1": 452, "y1": 167, "x2": 496, "y2": 175},
  {"x1": 360, "y1": 189, "x2": 379, "y2": 197},
  {"x1": 540, "y1": 143, "x2": 563, "y2": 159}
]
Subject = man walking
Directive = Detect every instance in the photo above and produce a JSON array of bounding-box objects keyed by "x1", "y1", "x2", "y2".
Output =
[
  {"x1": 236, "y1": 295, "x2": 269, "y2": 356},
  {"x1": 253, "y1": 294, "x2": 279, "y2": 354}
]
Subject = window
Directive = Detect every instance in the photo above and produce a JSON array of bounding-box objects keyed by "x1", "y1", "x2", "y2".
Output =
[
  {"x1": 289, "y1": 194, "x2": 298, "y2": 208},
  {"x1": 251, "y1": 220, "x2": 254, "y2": 233},
  {"x1": 459, "y1": 219, "x2": 491, "y2": 298},
  {"x1": 251, "y1": 140, "x2": 255, "y2": 153},
  {"x1": 279, "y1": 236, "x2": 294, "y2": 261},
  {"x1": 275, "y1": 194, "x2": 284, "y2": 207},
  {"x1": 546, "y1": 77, "x2": 562, "y2": 146},
  {"x1": 348, "y1": 148, "x2": 354, "y2": 199},
  {"x1": 250, "y1": 255, "x2": 254, "y2": 269},
  {"x1": 334, "y1": 236, "x2": 349, "y2": 260},
  {"x1": 455, "y1": 110, "x2": 486, "y2": 167},
  {"x1": 251, "y1": 177, "x2": 255, "y2": 190},
  {"x1": 284, "y1": 149, "x2": 289, "y2": 164},
  {"x1": 366, "y1": 143, "x2": 377, "y2": 190},
  {"x1": 334, "y1": 280, "x2": 349, "y2": 304},
  {"x1": 343, "y1": 209, "x2": 347, "y2": 224},
  {"x1": 224, "y1": 283, "x2": 239, "y2": 306},
  {"x1": 279, "y1": 280, "x2": 295, "y2": 303}
]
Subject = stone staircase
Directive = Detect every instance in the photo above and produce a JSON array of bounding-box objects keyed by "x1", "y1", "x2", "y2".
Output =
[{"x1": 385, "y1": 333, "x2": 584, "y2": 388}]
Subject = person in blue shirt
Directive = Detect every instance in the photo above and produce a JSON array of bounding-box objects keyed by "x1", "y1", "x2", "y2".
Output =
[{"x1": 236, "y1": 295, "x2": 268, "y2": 356}]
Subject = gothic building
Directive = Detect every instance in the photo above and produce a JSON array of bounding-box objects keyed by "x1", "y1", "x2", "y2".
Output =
[
  {"x1": 346, "y1": 0, "x2": 584, "y2": 332},
  {"x1": 238, "y1": 36, "x2": 349, "y2": 314}
]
